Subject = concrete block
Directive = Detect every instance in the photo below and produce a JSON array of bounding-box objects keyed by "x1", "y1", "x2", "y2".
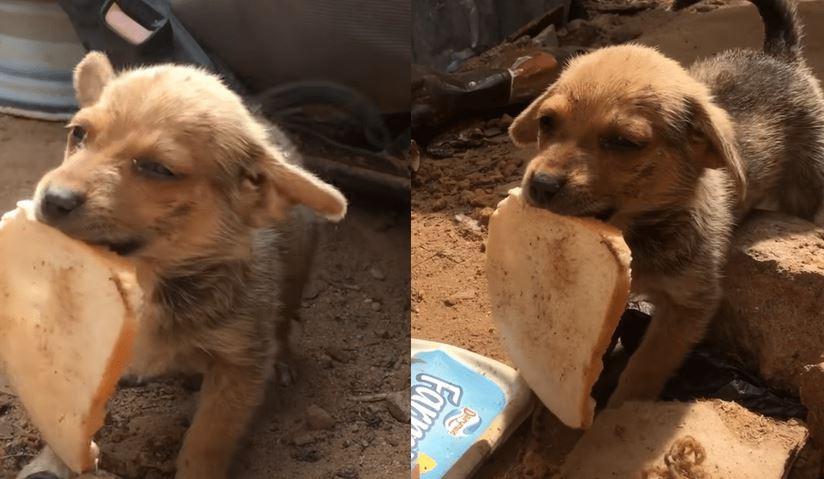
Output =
[
  {"x1": 561, "y1": 400, "x2": 808, "y2": 479},
  {"x1": 712, "y1": 212, "x2": 824, "y2": 393}
]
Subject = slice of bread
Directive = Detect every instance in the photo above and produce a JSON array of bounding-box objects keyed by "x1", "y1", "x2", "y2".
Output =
[
  {"x1": 485, "y1": 188, "x2": 631, "y2": 429},
  {"x1": 0, "y1": 201, "x2": 141, "y2": 473}
]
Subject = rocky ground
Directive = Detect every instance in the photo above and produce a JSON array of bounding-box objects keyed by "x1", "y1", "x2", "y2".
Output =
[
  {"x1": 0, "y1": 114, "x2": 410, "y2": 478},
  {"x1": 412, "y1": 0, "x2": 824, "y2": 477}
]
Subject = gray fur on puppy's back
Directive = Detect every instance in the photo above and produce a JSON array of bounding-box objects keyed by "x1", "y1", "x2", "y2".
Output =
[{"x1": 687, "y1": 0, "x2": 824, "y2": 220}]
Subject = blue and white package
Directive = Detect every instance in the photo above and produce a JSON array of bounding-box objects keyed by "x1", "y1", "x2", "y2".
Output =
[{"x1": 411, "y1": 339, "x2": 534, "y2": 478}]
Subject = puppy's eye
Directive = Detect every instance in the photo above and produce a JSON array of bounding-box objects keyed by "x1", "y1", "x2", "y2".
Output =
[
  {"x1": 539, "y1": 115, "x2": 555, "y2": 133},
  {"x1": 133, "y1": 158, "x2": 176, "y2": 179},
  {"x1": 600, "y1": 135, "x2": 645, "y2": 151},
  {"x1": 70, "y1": 125, "x2": 87, "y2": 143}
]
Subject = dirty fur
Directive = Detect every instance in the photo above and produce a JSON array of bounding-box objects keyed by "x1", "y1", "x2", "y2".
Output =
[
  {"x1": 25, "y1": 52, "x2": 346, "y2": 479},
  {"x1": 509, "y1": 0, "x2": 824, "y2": 406}
]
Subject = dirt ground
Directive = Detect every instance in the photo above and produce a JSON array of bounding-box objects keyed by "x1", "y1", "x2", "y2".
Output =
[
  {"x1": 0, "y1": 114, "x2": 410, "y2": 478},
  {"x1": 412, "y1": 1, "x2": 824, "y2": 477}
]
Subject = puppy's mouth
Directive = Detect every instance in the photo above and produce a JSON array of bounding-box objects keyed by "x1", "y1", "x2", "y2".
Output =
[
  {"x1": 592, "y1": 208, "x2": 617, "y2": 223},
  {"x1": 526, "y1": 196, "x2": 617, "y2": 223},
  {"x1": 91, "y1": 238, "x2": 146, "y2": 257}
]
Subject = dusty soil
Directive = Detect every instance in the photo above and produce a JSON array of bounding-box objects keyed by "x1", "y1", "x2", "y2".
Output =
[
  {"x1": 412, "y1": 1, "x2": 824, "y2": 477},
  {"x1": 0, "y1": 114, "x2": 410, "y2": 479}
]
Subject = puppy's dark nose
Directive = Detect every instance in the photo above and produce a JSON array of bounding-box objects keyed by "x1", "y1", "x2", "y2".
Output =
[
  {"x1": 528, "y1": 172, "x2": 566, "y2": 206},
  {"x1": 40, "y1": 186, "x2": 86, "y2": 221}
]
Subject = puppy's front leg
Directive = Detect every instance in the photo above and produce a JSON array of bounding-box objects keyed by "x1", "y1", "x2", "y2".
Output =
[
  {"x1": 175, "y1": 363, "x2": 265, "y2": 479},
  {"x1": 608, "y1": 297, "x2": 715, "y2": 408}
]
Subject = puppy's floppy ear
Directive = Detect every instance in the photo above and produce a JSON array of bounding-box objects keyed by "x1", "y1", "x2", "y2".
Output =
[
  {"x1": 245, "y1": 144, "x2": 348, "y2": 226},
  {"x1": 73, "y1": 51, "x2": 115, "y2": 107},
  {"x1": 689, "y1": 97, "x2": 747, "y2": 202},
  {"x1": 509, "y1": 86, "x2": 555, "y2": 147}
]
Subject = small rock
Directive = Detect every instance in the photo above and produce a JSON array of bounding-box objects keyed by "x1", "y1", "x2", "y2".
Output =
[
  {"x1": 318, "y1": 354, "x2": 334, "y2": 369},
  {"x1": 363, "y1": 407, "x2": 383, "y2": 428},
  {"x1": 467, "y1": 190, "x2": 499, "y2": 208},
  {"x1": 303, "y1": 280, "x2": 325, "y2": 300},
  {"x1": 482, "y1": 127, "x2": 502, "y2": 138},
  {"x1": 454, "y1": 214, "x2": 482, "y2": 238},
  {"x1": 335, "y1": 467, "x2": 360, "y2": 479},
  {"x1": 468, "y1": 128, "x2": 484, "y2": 139},
  {"x1": 327, "y1": 347, "x2": 353, "y2": 363},
  {"x1": 370, "y1": 301, "x2": 382, "y2": 312},
  {"x1": 386, "y1": 391, "x2": 410, "y2": 423},
  {"x1": 478, "y1": 207, "x2": 495, "y2": 226},
  {"x1": 444, "y1": 289, "x2": 476, "y2": 307},
  {"x1": 305, "y1": 404, "x2": 335, "y2": 430},
  {"x1": 368, "y1": 267, "x2": 385, "y2": 281},
  {"x1": 291, "y1": 431, "x2": 319, "y2": 447}
]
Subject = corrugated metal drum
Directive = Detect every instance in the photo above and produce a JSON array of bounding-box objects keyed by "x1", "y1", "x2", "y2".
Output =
[{"x1": 0, "y1": 0, "x2": 86, "y2": 120}]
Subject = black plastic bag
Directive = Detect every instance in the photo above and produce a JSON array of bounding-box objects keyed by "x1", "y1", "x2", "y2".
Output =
[{"x1": 615, "y1": 307, "x2": 807, "y2": 420}]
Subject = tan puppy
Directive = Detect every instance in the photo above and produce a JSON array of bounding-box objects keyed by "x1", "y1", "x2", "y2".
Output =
[
  {"x1": 509, "y1": 0, "x2": 824, "y2": 406},
  {"x1": 23, "y1": 52, "x2": 347, "y2": 479}
]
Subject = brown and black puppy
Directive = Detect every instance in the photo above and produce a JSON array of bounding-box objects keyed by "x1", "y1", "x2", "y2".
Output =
[
  {"x1": 20, "y1": 52, "x2": 347, "y2": 479},
  {"x1": 509, "y1": 0, "x2": 824, "y2": 406}
]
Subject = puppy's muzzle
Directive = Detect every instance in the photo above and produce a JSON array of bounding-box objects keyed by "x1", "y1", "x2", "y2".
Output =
[
  {"x1": 527, "y1": 172, "x2": 566, "y2": 208},
  {"x1": 37, "y1": 185, "x2": 86, "y2": 224}
]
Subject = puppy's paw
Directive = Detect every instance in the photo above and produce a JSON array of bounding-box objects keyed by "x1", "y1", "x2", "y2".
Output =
[{"x1": 16, "y1": 447, "x2": 72, "y2": 479}]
